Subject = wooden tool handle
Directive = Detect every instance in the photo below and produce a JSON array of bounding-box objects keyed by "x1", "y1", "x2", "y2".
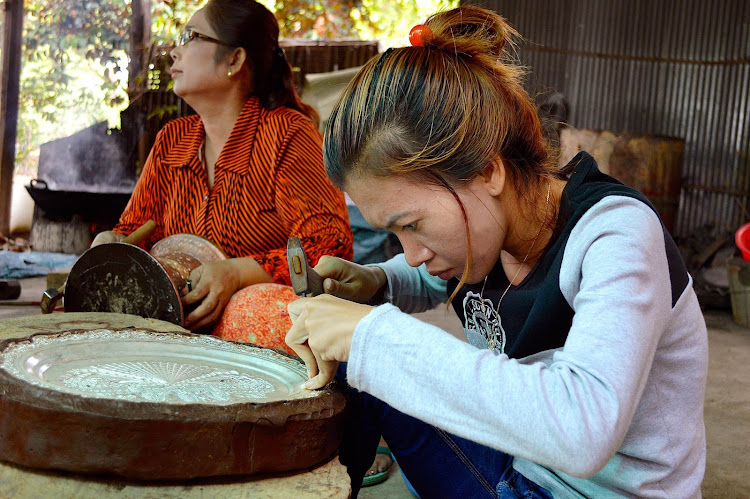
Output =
[
  {"x1": 123, "y1": 220, "x2": 157, "y2": 245},
  {"x1": 305, "y1": 266, "x2": 325, "y2": 297}
]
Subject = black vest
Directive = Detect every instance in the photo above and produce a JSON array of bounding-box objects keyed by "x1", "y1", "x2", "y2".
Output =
[{"x1": 447, "y1": 152, "x2": 688, "y2": 358}]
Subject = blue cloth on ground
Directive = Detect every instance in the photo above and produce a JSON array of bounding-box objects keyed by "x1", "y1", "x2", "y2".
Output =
[{"x1": 0, "y1": 250, "x2": 79, "y2": 278}]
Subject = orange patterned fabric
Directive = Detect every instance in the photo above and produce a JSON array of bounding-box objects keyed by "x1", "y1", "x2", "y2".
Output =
[
  {"x1": 212, "y1": 283, "x2": 299, "y2": 355},
  {"x1": 114, "y1": 97, "x2": 353, "y2": 284}
]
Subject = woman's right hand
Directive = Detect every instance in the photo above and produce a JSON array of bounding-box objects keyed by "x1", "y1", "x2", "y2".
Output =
[
  {"x1": 90, "y1": 231, "x2": 126, "y2": 247},
  {"x1": 314, "y1": 255, "x2": 387, "y2": 304}
]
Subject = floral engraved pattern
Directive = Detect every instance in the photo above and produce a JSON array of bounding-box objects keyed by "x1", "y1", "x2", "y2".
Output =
[
  {"x1": 59, "y1": 361, "x2": 275, "y2": 403},
  {"x1": 0, "y1": 329, "x2": 317, "y2": 405}
]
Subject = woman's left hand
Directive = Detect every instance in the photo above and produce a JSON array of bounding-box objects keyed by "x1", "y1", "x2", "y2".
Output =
[
  {"x1": 286, "y1": 294, "x2": 373, "y2": 389},
  {"x1": 182, "y1": 260, "x2": 243, "y2": 330}
]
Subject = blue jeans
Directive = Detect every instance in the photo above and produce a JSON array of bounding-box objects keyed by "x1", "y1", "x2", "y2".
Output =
[{"x1": 337, "y1": 364, "x2": 553, "y2": 498}]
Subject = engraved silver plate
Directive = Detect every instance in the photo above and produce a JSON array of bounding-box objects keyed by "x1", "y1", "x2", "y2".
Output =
[{"x1": 0, "y1": 330, "x2": 316, "y2": 405}]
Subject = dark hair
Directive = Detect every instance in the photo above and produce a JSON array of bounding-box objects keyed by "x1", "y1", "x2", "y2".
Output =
[
  {"x1": 325, "y1": 5, "x2": 561, "y2": 296},
  {"x1": 204, "y1": 0, "x2": 319, "y2": 126}
]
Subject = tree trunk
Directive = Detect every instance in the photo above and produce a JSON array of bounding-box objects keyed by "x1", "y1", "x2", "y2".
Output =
[{"x1": 0, "y1": 0, "x2": 25, "y2": 235}]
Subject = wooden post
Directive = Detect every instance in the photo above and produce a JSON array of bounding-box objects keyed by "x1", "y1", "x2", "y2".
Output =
[
  {"x1": 0, "y1": 0, "x2": 24, "y2": 236},
  {"x1": 128, "y1": 0, "x2": 152, "y2": 97},
  {"x1": 129, "y1": 0, "x2": 152, "y2": 175}
]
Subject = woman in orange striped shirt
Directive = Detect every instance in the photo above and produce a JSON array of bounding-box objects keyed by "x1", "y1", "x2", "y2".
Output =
[{"x1": 92, "y1": 0, "x2": 352, "y2": 331}]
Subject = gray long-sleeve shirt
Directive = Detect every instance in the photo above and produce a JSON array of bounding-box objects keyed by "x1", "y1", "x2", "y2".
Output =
[{"x1": 349, "y1": 195, "x2": 707, "y2": 498}]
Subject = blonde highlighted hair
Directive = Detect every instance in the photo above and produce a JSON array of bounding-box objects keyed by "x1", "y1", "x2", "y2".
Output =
[{"x1": 325, "y1": 5, "x2": 561, "y2": 295}]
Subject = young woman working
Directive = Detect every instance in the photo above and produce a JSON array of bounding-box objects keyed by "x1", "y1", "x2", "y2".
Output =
[{"x1": 286, "y1": 6, "x2": 707, "y2": 498}]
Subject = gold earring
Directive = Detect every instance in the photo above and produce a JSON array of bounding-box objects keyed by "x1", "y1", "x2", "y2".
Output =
[{"x1": 227, "y1": 70, "x2": 233, "y2": 78}]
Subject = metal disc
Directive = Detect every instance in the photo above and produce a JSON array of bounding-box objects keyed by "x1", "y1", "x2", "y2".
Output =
[
  {"x1": 65, "y1": 243, "x2": 183, "y2": 325},
  {"x1": 150, "y1": 233, "x2": 228, "y2": 263},
  {"x1": 0, "y1": 329, "x2": 311, "y2": 405}
]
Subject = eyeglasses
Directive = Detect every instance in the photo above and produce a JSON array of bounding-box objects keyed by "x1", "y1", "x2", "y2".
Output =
[{"x1": 177, "y1": 28, "x2": 231, "y2": 47}]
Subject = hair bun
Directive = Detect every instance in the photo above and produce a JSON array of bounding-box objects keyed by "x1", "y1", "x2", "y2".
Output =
[{"x1": 425, "y1": 5, "x2": 516, "y2": 59}]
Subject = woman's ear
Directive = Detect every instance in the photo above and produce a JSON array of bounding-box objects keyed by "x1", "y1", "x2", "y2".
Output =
[
  {"x1": 481, "y1": 156, "x2": 506, "y2": 196},
  {"x1": 228, "y1": 47, "x2": 247, "y2": 75}
]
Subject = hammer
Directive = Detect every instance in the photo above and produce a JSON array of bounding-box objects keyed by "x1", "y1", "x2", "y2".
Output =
[
  {"x1": 41, "y1": 220, "x2": 157, "y2": 314},
  {"x1": 286, "y1": 236, "x2": 325, "y2": 297}
]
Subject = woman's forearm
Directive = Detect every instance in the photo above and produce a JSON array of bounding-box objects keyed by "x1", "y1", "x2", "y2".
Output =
[{"x1": 232, "y1": 257, "x2": 273, "y2": 289}]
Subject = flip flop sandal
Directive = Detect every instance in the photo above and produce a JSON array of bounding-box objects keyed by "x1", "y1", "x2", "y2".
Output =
[{"x1": 361, "y1": 445, "x2": 393, "y2": 487}]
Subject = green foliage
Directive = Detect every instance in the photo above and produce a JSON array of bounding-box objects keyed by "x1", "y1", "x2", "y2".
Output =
[
  {"x1": 274, "y1": 0, "x2": 363, "y2": 38},
  {"x1": 353, "y1": 0, "x2": 458, "y2": 48},
  {"x1": 24, "y1": 0, "x2": 128, "y2": 66},
  {"x1": 17, "y1": 0, "x2": 132, "y2": 175},
  {"x1": 23, "y1": 0, "x2": 128, "y2": 106},
  {"x1": 151, "y1": 0, "x2": 208, "y2": 46},
  {"x1": 273, "y1": 0, "x2": 458, "y2": 46}
]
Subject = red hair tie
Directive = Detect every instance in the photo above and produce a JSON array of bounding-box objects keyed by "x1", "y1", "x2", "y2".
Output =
[{"x1": 409, "y1": 24, "x2": 433, "y2": 47}]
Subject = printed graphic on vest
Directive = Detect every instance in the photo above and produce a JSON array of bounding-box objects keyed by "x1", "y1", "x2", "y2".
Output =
[{"x1": 462, "y1": 290, "x2": 506, "y2": 353}]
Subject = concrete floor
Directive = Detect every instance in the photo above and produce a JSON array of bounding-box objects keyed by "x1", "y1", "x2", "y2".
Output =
[{"x1": 1, "y1": 277, "x2": 748, "y2": 498}]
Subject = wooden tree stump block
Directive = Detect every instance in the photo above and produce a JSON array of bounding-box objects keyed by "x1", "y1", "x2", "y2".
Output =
[{"x1": 29, "y1": 206, "x2": 90, "y2": 255}]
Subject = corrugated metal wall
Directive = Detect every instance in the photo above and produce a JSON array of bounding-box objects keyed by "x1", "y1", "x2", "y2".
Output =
[{"x1": 466, "y1": 0, "x2": 750, "y2": 238}]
